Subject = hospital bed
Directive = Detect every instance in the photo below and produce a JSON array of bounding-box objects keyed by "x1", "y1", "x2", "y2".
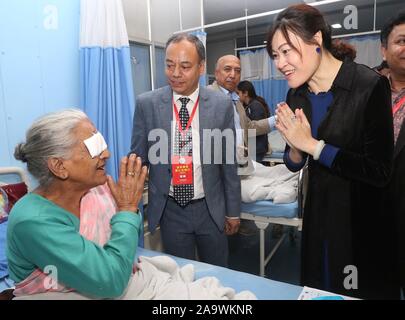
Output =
[
  {"x1": 0, "y1": 223, "x2": 303, "y2": 300},
  {"x1": 0, "y1": 167, "x2": 31, "y2": 191},
  {"x1": 0, "y1": 221, "x2": 14, "y2": 298},
  {"x1": 142, "y1": 159, "x2": 306, "y2": 278},
  {"x1": 1, "y1": 217, "x2": 304, "y2": 300},
  {"x1": 0, "y1": 165, "x2": 309, "y2": 299},
  {"x1": 240, "y1": 166, "x2": 306, "y2": 277},
  {"x1": 0, "y1": 167, "x2": 31, "y2": 298},
  {"x1": 0, "y1": 167, "x2": 305, "y2": 300},
  {"x1": 136, "y1": 247, "x2": 303, "y2": 300}
]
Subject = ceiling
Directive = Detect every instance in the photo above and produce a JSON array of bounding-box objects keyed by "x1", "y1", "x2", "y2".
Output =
[{"x1": 203, "y1": 0, "x2": 405, "y2": 46}]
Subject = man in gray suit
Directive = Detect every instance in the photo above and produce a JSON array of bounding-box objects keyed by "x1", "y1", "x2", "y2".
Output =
[{"x1": 130, "y1": 34, "x2": 240, "y2": 267}]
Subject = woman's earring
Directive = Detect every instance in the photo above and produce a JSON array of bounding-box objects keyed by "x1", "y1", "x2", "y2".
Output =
[{"x1": 316, "y1": 47, "x2": 321, "y2": 54}]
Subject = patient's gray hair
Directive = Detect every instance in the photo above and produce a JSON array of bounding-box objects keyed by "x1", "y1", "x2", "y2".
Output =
[{"x1": 14, "y1": 109, "x2": 88, "y2": 187}]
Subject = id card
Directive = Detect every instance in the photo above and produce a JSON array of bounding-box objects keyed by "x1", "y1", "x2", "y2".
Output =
[{"x1": 172, "y1": 155, "x2": 193, "y2": 185}]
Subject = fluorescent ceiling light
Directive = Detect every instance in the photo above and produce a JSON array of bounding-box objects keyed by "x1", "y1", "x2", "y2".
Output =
[
  {"x1": 175, "y1": 0, "x2": 346, "y2": 33},
  {"x1": 331, "y1": 23, "x2": 342, "y2": 29}
]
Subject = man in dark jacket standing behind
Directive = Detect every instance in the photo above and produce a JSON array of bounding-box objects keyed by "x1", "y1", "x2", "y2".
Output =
[{"x1": 380, "y1": 11, "x2": 405, "y2": 297}]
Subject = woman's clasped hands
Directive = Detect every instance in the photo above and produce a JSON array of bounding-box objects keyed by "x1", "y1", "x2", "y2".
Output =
[{"x1": 275, "y1": 102, "x2": 319, "y2": 158}]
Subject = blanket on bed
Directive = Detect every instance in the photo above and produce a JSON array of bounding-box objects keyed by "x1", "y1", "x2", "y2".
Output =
[
  {"x1": 14, "y1": 255, "x2": 256, "y2": 300},
  {"x1": 241, "y1": 162, "x2": 298, "y2": 203}
]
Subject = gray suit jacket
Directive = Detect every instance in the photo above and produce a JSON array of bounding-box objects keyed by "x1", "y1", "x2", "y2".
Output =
[{"x1": 130, "y1": 85, "x2": 241, "y2": 233}]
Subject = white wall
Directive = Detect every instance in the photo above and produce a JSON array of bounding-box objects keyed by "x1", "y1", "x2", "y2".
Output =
[
  {"x1": 122, "y1": 0, "x2": 203, "y2": 45},
  {"x1": 151, "y1": 0, "x2": 181, "y2": 44},
  {"x1": 179, "y1": 0, "x2": 202, "y2": 31},
  {"x1": 0, "y1": 0, "x2": 80, "y2": 184},
  {"x1": 206, "y1": 39, "x2": 235, "y2": 75},
  {"x1": 122, "y1": 0, "x2": 150, "y2": 41}
]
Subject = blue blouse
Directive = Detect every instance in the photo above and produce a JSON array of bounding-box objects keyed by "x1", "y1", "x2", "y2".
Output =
[{"x1": 285, "y1": 91, "x2": 340, "y2": 169}]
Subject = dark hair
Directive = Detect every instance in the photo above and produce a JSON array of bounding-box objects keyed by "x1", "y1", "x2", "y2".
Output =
[
  {"x1": 374, "y1": 60, "x2": 389, "y2": 72},
  {"x1": 166, "y1": 33, "x2": 206, "y2": 63},
  {"x1": 266, "y1": 4, "x2": 356, "y2": 61},
  {"x1": 330, "y1": 39, "x2": 356, "y2": 61},
  {"x1": 380, "y1": 11, "x2": 405, "y2": 48},
  {"x1": 237, "y1": 80, "x2": 270, "y2": 117},
  {"x1": 373, "y1": 60, "x2": 390, "y2": 76}
]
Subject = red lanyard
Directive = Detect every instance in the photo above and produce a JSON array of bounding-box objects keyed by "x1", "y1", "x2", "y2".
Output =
[
  {"x1": 173, "y1": 96, "x2": 199, "y2": 137},
  {"x1": 393, "y1": 95, "x2": 405, "y2": 116}
]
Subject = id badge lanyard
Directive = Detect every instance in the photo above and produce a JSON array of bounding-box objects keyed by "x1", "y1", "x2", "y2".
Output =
[
  {"x1": 172, "y1": 97, "x2": 199, "y2": 185},
  {"x1": 392, "y1": 95, "x2": 405, "y2": 116}
]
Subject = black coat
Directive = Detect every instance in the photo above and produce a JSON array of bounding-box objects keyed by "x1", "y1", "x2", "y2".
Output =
[{"x1": 285, "y1": 60, "x2": 399, "y2": 299}]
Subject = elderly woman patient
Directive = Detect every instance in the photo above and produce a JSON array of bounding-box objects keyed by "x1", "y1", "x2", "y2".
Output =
[
  {"x1": 6, "y1": 109, "x2": 255, "y2": 300},
  {"x1": 6, "y1": 109, "x2": 147, "y2": 298}
]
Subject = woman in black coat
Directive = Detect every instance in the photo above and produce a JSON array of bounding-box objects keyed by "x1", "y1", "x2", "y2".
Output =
[
  {"x1": 237, "y1": 80, "x2": 270, "y2": 163},
  {"x1": 267, "y1": 4, "x2": 399, "y2": 299}
]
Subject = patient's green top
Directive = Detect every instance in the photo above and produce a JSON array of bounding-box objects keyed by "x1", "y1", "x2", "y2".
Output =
[{"x1": 6, "y1": 193, "x2": 141, "y2": 298}]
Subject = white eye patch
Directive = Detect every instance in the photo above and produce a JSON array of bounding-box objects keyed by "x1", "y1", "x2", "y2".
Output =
[{"x1": 83, "y1": 132, "x2": 107, "y2": 158}]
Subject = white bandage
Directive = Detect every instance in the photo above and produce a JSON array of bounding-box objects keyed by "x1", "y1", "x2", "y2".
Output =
[
  {"x1": 313, "y1": 140, "x2": 325, "y2": 161},
  {"x1": 83, "y1": 132, "x2": 107, "y2": 158}
]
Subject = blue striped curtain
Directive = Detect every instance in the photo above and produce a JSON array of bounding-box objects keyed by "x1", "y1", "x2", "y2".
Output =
[
  {"x1": 80, "y1": 0, "x2": 134, "y2": 181},
  {"x1": 79, "y1": 0, "x2": 143, "y2": 246},
  {"x1": 240, "y1": 49, "x2": 289, "y2": 114}
]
